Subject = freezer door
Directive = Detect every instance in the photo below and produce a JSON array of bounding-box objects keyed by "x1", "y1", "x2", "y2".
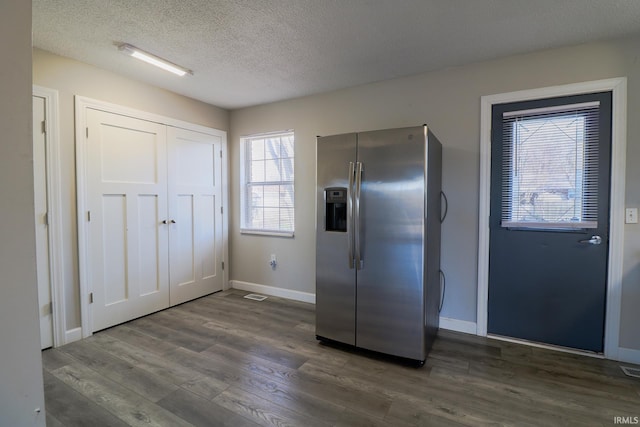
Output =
[
  {"x1": 316, "y1": 133, "x2": 357, "y2": 345},
  {"x1": 356, "y1": 126, "x2": 427, "y2": 361}
]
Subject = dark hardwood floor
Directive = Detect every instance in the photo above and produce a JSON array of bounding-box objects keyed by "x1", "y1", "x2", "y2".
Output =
[{"x1": 42, "y1": 289, "x2": 640, "y2": 426}]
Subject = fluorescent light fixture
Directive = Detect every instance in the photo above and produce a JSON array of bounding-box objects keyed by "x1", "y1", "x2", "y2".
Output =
[{"x1": 118, "y1": 43, "x2": 192, "y2": 76}]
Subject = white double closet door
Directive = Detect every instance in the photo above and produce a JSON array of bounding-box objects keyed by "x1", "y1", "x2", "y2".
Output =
[{"x1": 86, "y1": 109, "x2": 223, "y2": 332}]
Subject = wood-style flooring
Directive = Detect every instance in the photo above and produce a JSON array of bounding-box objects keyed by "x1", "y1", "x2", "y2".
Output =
[{"x1": 42, "y1": 289, "x2": 640, "y2": 426}]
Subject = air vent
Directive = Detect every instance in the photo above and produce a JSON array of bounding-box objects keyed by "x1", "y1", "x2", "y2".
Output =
[
  {"x1": 244, "y1": 293, "x2": 268, "y2": 302},
  {"x1": 621, "y1": 366, "x2": 640, "y2": 379}
]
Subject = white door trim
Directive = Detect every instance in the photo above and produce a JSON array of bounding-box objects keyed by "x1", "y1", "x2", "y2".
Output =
[
  {"x1": 477, "y1": 78, "x2": 627, "y2": 361},
  {"x1": 33, "y1": 85, "x2": 65, "y2": 347},
  {"x1": 75, "y1": 96, "x2": 229, "y2": 339}
]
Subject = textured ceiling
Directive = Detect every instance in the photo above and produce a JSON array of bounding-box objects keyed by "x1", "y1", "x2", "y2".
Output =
[{"x1": 33, "y1": 0, "x2": 640, "y2": 109}]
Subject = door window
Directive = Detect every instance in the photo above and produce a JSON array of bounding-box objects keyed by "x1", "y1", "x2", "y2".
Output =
[{"x1": 500, "y1": 102, "x2": 600, "y2": 229}]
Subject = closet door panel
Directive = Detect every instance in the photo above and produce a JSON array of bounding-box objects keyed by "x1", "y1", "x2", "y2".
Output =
[
  {"x1": 137, "y1": 194, "x2": 162, "y2": 296},
  {"x1": 173, "y1": 194, "x2": 195, "y2": 285},
  {"x1": 87, "y1": 109, "x2": 169, "y2": 331},
  {"x1": 200, "y1": 194, "x2": 217, "y2": 279},
  {"x1": 101, "y1": 194, "x2": 128, "y2": 305},
  {"x1": 168, "y1": 127, "x2": 223, "y2": 305}
]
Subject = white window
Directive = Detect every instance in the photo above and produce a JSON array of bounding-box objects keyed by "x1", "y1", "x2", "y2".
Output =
[
  {"x1": 240, "y1": 131, "x2": 294, "y2": 236},
  {"x1": 500, "y1": 101, "x2": 600, "y2": 229}
]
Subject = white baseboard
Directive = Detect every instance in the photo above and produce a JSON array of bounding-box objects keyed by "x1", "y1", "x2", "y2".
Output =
[
  {"x1": 439, "y1": 317, "x2": 478, "y2": 335},
  {"x1": 64, "y1": 327, "x2": 82, "y2": 345},
  {"x1": 230, "y1": 280, "x2": 316, "y2": 304},
  {"x1": 229, "y1": 282, "x2": 478, "y2": 335},
  {"x1": 617, "y1": 346, "x2": 640, "y2": 365}
]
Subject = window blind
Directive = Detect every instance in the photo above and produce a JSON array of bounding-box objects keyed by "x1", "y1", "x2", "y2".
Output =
[{"x1": 501, "y1": 101, "x2": 600, "y2": 229}]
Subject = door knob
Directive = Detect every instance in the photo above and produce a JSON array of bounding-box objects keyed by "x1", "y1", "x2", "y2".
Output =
[
  {"x1": 579, "y1": 235, "x2": 602, "y2": 245},
  {"x1": 170, "y1": 220, "x2": 176, "y2": 224},
  {"x1": 161, "y1": 220, "x2": 168, "y2": 224}
]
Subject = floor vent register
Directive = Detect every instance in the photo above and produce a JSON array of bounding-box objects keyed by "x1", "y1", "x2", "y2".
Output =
[
  {"x1": 243, "y1": 293, "x2": 268, "y2": 302},
  {"x1": 621, "y1": 366, "x2": 640, "y2": 379}
]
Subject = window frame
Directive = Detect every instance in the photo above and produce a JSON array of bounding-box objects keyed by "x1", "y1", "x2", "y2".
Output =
[{"x1": 240, "y1": 130, "x2": 295, "y2": 237}]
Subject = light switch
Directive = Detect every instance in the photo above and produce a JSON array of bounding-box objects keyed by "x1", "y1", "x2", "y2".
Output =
[{"x1": 625, "y1": 208, "x2": 638, "y2": 224}]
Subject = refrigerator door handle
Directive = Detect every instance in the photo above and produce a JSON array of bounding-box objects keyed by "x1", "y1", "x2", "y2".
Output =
[
  {"x1": 347, "y1": 161, "x2": 355, "y2": 269},
  {"x1": 354, "y1": 161, "x2": 363, "y2": 270}
]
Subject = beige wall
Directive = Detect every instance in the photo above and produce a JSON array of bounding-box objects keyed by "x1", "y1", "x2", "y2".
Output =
[
  {"x1": 0, "y1": 2, "x2": 46, "y2": 425},
  {"x1": 229, "y1": 36, "x2": 640, "y2": 352},
  {"x1": 32, "y1": 48, "x2": 229, "y2": 332}
]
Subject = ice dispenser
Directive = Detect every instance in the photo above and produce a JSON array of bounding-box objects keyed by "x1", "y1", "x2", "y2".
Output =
[{"x1": 325, "y1": 187, "x2": 347, "y2": 232}]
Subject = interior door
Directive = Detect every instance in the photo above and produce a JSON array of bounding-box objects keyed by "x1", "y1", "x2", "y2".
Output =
[
  {"x1": 33, "y1": 95, "x2": 53, "y2": 349},
  {"x1": 87, "y1": 109, "x2": 169, "y2": 332},
  {"x1": 167, "y1": 127, "x2": 223, "y2": 305},
  {"x1": 488, "y1": 92, "x2": 612, "y2": 352}
]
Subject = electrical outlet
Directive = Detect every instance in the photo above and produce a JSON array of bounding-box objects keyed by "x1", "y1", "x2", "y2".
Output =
[
  {"x1": 625, "y1": 208, "x2": 638, "y2": 224},
  {"x1": 269, "y1": 253, "x2": 277, "y2": 269}
]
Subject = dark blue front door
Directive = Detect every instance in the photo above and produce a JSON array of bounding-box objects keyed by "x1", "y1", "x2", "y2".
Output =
[{"x1": 488, "y1": 92, "x2": 612, "y2": 353}]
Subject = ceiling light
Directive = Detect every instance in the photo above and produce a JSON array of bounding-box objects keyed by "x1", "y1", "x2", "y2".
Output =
[{"x1": 118, "y1": 43, "x2": 192, "y2": 77}]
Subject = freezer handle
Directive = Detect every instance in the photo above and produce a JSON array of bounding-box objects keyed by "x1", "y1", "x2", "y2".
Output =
[
  {"x1": 354, "y1": 161, "x2": 363, "y2": 270},
  {"x1": 347, "y1": 162, "x2": 355, "y2": 269}
]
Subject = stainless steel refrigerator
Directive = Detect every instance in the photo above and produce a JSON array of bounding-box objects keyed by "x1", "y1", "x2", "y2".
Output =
[{"x1": 315, "y1": 125, "x2": 442, "y2": 364}]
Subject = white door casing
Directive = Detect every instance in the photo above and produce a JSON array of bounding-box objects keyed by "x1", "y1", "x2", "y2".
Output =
[
  {"x1": 168, "y1": 127, "x2": 224, "y2": 306},
  {"x1": 87, "y1": 109, "x2": 170, "y2": 331},
  {"x1": 32, "y1": 86, "x2": 65, "y2": 348},
  {"x1": 477, "y1": 78, "x2": 627, "y2": 361},
  {"x1": 33, "y1": 95, "x2": 53, "y2": 349}
]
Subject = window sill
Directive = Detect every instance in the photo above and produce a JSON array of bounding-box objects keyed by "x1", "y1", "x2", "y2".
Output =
[{"x1": 240, "y1": 229, "x2": 295, "y2": 238}]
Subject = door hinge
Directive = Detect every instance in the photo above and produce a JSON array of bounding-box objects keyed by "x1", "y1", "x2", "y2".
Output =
[
  {"x1": 41, "y1": 120, "x2": 46, "y2": 134},
  {"x1": 220, "y1": 150, "x2": 222, "y2": 158},
  {"x1": 221, "y1": 206, "x2": 223, "y2": 214},
  {"x1": 87, "y1": 210, "x2": 91, "y2": 222},
  {"x1": 47, "y1": 302, "x2": 53, "y2": 315},
  {"x1": 44, "y1": 212, "x2": 49, "y2": 226},
  {"x1": 222, "y1": 261, "x2": 224, "y2": 270},
  {"x1": 89, "y1": 292, "x2": 94, "y2": 304}
]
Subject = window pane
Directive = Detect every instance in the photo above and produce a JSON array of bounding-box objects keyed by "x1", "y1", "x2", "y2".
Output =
[
  {"x1": 250, "y1": 185, "x2": 263, "y2": 208},
  {"x1": 280, "y1": 157, "x2": 294, "y2": 182},
  {"x1": 251, "y1": 139, "x2": 265, "y2": 160},
  {"x1": 249, "y1": 206, "x2": 263, "y2": 229},
  {"x1": 280, "y1": 184, "x2": 294, "y2": 208},
  {"x1": 265, "y1": 158, "x2": 281, "y2": 181},
  {"x1": 501, "y1": 104, "x2": 599, "y2": 229},
  {"x1": 263, "y1": 207, "x2": 280, "y2": 229},
  {"x1": 281, "y1": 136, "x2": 294, "y2": 158},
  {"x1": 251, "y1": 160, "x2": 265, "y2": 183},
  {"x1": 263, "y1": 185, "x2": 279, "y2": 207},
  {"x1": 265, "y1": 138, "x2": 281, "y2": 161},
  {"x1": 280, "y1": 208, "x2": 294, "y2": 231}
]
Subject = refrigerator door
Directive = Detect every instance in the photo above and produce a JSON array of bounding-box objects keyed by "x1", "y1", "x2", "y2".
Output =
[
  {"x1": 316, "y1": 133, "x2": 357, "y2": 345},
  {"x1": 424, "y1": 130, "x2": 443, "y2": 353},
  {"x1": 356, "y1": 126, "x2": 427, "y2": 360}
]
